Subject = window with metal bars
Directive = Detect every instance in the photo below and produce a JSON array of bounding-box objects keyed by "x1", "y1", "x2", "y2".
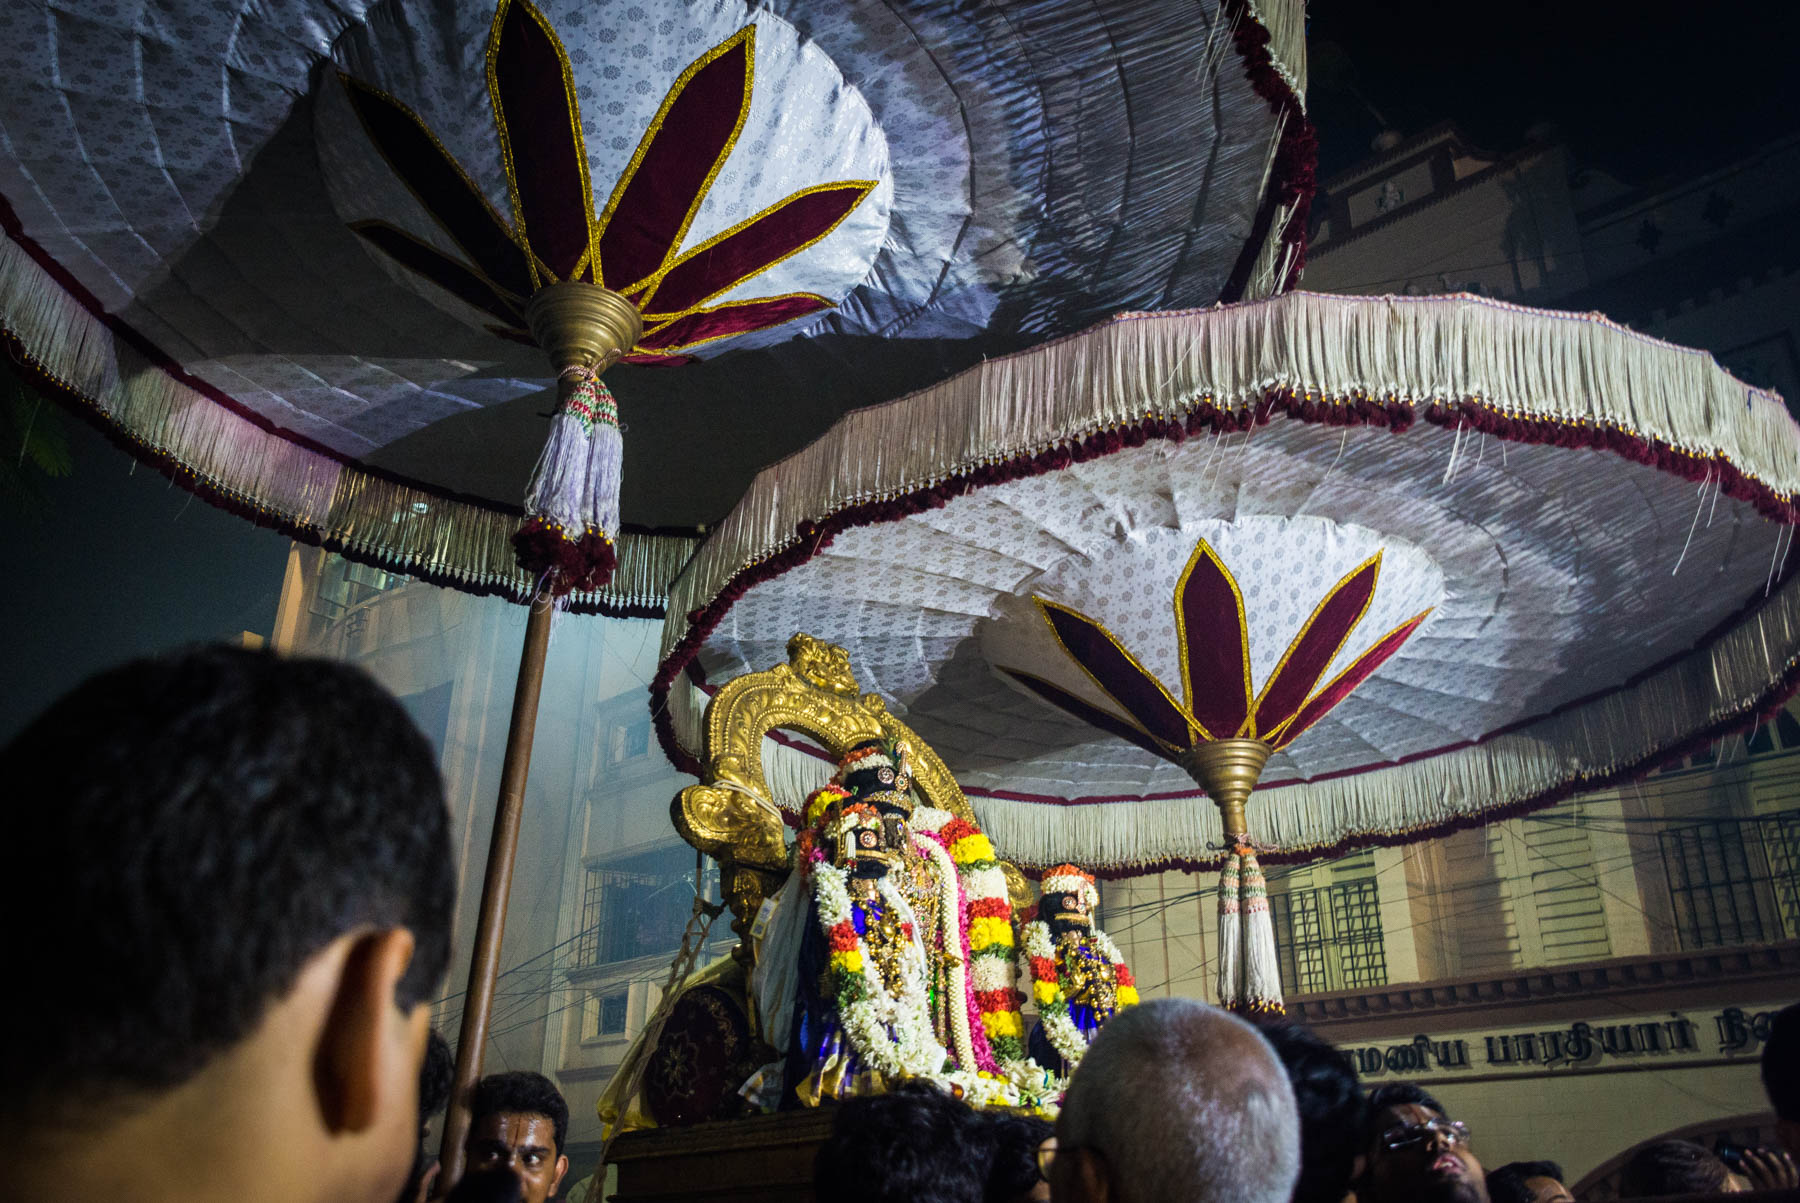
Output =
[
  {"x1": 576, "y1": 846, "x2": 700, "y2": 967},
  {"x1": 1659, "y1": 808, "x2": 1800, "y2": 949},
  {"x1": 1269, "y1": 878, "x2": 1388, "y2": 994},
  {"x1": 585, "y1": 989, "x2": 628, "y2": 1039}
]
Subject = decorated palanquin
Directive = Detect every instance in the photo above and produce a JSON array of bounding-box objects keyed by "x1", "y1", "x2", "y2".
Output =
[{"x1": 616, "y1": 633, "x2": 1137, "y2": 1127}]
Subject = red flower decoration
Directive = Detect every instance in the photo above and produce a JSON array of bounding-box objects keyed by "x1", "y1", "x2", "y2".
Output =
[
  {"x1": 969, "y1": 896, "x2": 1014, "y2": 919},
  {"x1": 1030, "y1": 956, "x2": 1058, "y2": 981},
  {"x1": 340, "y1": 1, "x2": 875, "y2": 360},
  {"x1": 827, "y1": 922, "x2": 859, "y2": 952}
]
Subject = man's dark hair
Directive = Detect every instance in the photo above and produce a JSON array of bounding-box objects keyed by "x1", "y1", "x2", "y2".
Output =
[
  {"x1": 0, "y1": 646, "x2": 453, "y2": 1117},
  {"x1": 982, "y1": 1110, "x2": 1053, "y2": 1203},
  {"x1": 1764, "y1": 1001, "x2": 1800, "y2": 1121},
  {"x1": 1261, "y1": 1023, "x2": 1366, "y2": 1203},
  {"x1": 814, "y1": 1081, "x2": 988, "y2": 1203},
  {"x1": 1487, "y1": 1160, "x2": 1565, "y2": 1203},
  {"x1": 1363, "y1": 1081, "x2": 1445, "y2": 1141},
  {"x1": 421, "y1": 1030, "x2": 457, "y2": 1123},
  {"x1": 1618, "y1": 1140, "x2": 1730, "y2": 1198},
  {"x1": 397, "y1": 1031, "x2": 460, "y2": 1203},
  {"x1": 471, "y1": 1072, "x2": 569, "y2": 1155}
]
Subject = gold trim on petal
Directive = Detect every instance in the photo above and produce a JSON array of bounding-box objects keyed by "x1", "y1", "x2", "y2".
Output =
[
  {"x1": 1269, "y1": 607, "x2": 1434, "y2": 748},
  {"x1": 595, "y1": 25, "x2": 757, "y2": 292},
  {"x1": 1249, "y1": 550, "x2": 1382, "y2": 739},
  {"x1": 636, "y1": 292, "x2": 831, "y2": 354},
  {"x1": 632, "y1": 179, "x2": 879, "y2": 316},
  {"x1": 336, "y1": 72, "x2": 537, "y2": 295},
  {"x1": 486, "y1": 0, "x2": 600, "y2": 290},
  {"x1": 1035, "y1": 597, "x2": 1201, "y2": 749},
  {"x1": 1172, "y1": 538, "x2": 1250, "y2": 739}
]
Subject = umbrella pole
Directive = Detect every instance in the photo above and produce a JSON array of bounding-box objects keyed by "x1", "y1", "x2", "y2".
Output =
[{"x1": 438, "y1": 593, "x2": 556, "y2": 1188}]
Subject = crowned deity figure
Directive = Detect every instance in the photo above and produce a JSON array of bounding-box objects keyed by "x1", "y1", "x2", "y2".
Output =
[
  {"x1": 782, "y1": 738, "x2": 1027, "y2": 1106},
  {"x1": 1018, "y1": 865, "x2": 1140, "y2": 1074}
]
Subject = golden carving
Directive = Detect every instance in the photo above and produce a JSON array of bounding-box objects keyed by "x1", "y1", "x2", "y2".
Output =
[
  {"x1": 786, "y1": 632, "x2": 860, "y2": 696},
  {"x1": 674, "y1": 633, "x2": 995, "y2": 958}
]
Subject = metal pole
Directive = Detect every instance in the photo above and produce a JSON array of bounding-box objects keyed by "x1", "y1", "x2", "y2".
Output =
[{"x1": 437, "y1": 594, "x2": 556, "y2": 1190}]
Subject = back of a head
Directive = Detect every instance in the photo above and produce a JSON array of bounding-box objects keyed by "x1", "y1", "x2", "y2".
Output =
[
  {"x1": 1259, "y1": 1022, "x2": 1365, "y2": 1203},
  {"x1": 0, "y1": 645, "x2": 454, "y2": 1121},
  {"x1": 1060, "y1": 997, "x2": 1299, "y2": 1203},
  {"x1": 1487, "y1": 1160, "x2": 1566, "y2": 1203},
  {"x1": 815, "y1": 1082, "x2": 989, "y2": 1203},
  {"x1": 1765, "y1": 1002, "x2": 1800, "y2": 1122},
  {"x1": 985, "y1": 1111, "x2": 1055, "y2": 1203},
  {"x1": 470, "y1": 1072, "x2": 570, "y2": 1154},
  {"x1": 1618, "y1": 1140, "x2": 1730, "y2": 1198}
]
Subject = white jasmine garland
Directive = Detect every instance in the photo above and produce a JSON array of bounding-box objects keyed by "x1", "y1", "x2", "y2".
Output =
[
  {"x1": 811, "y1": 860, "x2": 949, "y2": 1080},
  {"x1": 1020, "y1": 919, "x2": 1135, "y2": 1072},
  {"x1": 910, "y1": 832, "x2": 979, "y2": 1073}
]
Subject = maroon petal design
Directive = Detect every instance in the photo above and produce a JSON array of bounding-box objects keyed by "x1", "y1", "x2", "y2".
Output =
[
  {"x1": 350, "y1": 221, "x2": 524, "y2": 328},
  {"x1": 595, "y1": 27, "x2": 754, "y2": 293},
  {"x1": 635, "y1": 294, "x2": 829, "y2": 352},
  {"x1": 1252, "y1": 554, "x2": 1380, "y2": 738},
  {"x1": 638, "y1": 182, "x2": 876, "y2": 314},
  {"x1": 1038, "y1": 599, "x2": 1195, "y2": 750},
  {"x1": 1001, "y1": 669, "x2": 1176, "y2": 760},
  {"x1": 619, "y1": 351, "x2": 698, "y2": 367},
  {"x1": 489, "y1": 0, "x2": 597, "y2": 284},
  {"x1": 339, "y1": 75, "x2": 535, "y2": 298},
  {"x1": 1271, "y1": 610, "x2": 1431, "y2": 750},
  {"x1": 1175, "y1": 540, "x2": 1252, "y2": 740}
]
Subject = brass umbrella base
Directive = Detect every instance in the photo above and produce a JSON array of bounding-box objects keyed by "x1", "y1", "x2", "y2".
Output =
[
  {"x1": 1177, "y1": 738, "x2": 1272, "y2": 843},
  {"x1": 1176, "y1": 738, "x2": 1283, "y2": 1015}
]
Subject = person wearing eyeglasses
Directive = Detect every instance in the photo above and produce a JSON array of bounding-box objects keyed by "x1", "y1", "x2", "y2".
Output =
[{"x1": 1358, "y1": 1083, "x2": 1488, "y2": 1203}]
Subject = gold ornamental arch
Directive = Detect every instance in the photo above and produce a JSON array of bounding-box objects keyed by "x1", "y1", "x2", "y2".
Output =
[{"x1": 673, "y1": 632, "x2": 1033, "y2": 955}]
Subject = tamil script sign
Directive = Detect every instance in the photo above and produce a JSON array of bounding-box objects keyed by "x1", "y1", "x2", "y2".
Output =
[{"x1": 1345, "y1": 1004, "x2": 1786, "y2": 1080}]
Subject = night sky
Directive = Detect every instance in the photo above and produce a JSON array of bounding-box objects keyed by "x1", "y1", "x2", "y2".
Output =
[
  {"x1": 1308, "y1": 2, "x2": 1798, "y2": 181},
  {"x1": 3, "y1": 2, "x2": 1795, "y2": 738}
]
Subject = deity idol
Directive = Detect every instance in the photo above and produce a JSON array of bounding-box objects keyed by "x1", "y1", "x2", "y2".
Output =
[
  {"x1": 1018, "y1": 865, "x2": 1139, "y2": 1074},
  {"x1": 784, "y1": 739, "x2": 1026, "y2": 1106}
]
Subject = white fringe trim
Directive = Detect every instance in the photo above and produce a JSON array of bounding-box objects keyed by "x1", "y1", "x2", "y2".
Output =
[
  {"x1": 664, "y1": 293, "x2": 1794, "y2": 660},
  {"x1": 0, "y1": 230, "x2": 694, "y2": 611}
]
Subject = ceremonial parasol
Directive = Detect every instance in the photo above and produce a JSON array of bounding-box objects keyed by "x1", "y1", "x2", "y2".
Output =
[
  {"x1": 654, "y1": 291, "x2": 1800, "y2": 1012},
  {"x1": 0, "y1": 0, "x2": 1309, "y2": 1168}
]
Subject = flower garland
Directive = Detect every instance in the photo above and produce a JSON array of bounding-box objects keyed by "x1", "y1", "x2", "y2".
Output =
[
  {"x1": 811, "y1": 858, "x2": 951, "y2": 1081},
  {"x1": 938, "y1": 816, "x2": 1031, "y2": 1065},
  {"x1": 908, "y1": 828, "x2": 985, "y2": 1074},
  {"x1": 1018, "y1": 920, "x2": 1139, "y2": 1071}
]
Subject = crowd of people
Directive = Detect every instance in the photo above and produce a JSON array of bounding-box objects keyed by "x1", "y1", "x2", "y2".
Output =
[
  {"x1": 1, "y1": 645, "x2": 1795, "y2": 1203},
  {"x1": 820, "y1": 998, "x2": 1800, "y2": 1203}
]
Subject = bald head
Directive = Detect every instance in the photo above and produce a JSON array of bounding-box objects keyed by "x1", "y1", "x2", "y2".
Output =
[{"x1": 1055, "y1": 998, "x2": 1298, "y2": 1203}]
